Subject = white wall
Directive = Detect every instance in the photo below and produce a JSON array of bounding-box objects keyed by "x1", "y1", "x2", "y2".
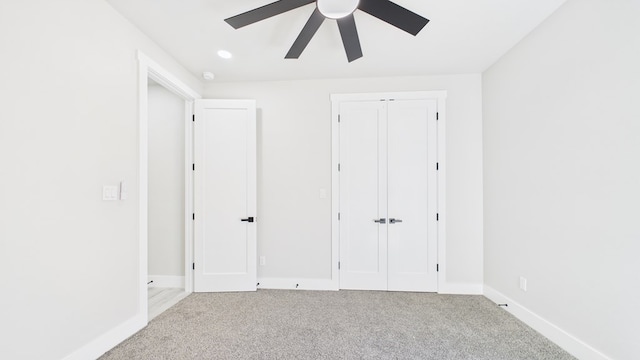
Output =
[
  {"x1": 0, "y1": 1, "x2": 201, "y2": 359},
  {"x1": 148, "y1": 84, "x2": 185, "y2": 279},
  {"x1": 205, "y1": 74, "x2": 483, "y2": 290},
  {"x1": 483, "y1": 0, "x2": 640, "y2": 359}
]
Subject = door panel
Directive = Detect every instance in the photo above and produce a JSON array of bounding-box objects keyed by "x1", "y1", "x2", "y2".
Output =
[
  {"x1": 194, "y1": 100, "x2": 256, "y2": 292},
  {"x1": 339, "y1": 101, "x2": 387, "y2": 290},
  {"x1": 387, "y1": 100, "x2": 438, "y2": 292}
]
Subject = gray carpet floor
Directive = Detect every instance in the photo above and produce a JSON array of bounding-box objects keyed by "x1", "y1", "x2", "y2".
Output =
[{"x1": 100, "y1": 290, "x2": 575, "y2": 359}]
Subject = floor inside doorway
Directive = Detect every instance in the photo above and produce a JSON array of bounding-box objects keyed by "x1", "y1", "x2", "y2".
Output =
[{"x1": 148, "y1": 287, "x2": 189, "y2": 321}]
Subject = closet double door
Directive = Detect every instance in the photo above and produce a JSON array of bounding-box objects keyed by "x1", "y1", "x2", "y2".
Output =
[{"x1": 338, "y1": 98, "x2": 438, "y2": 292}]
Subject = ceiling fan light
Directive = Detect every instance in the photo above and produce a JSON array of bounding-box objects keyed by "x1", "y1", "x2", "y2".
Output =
[{"x1": 317, "y1": 0, "x2": 359, "y2": 19}]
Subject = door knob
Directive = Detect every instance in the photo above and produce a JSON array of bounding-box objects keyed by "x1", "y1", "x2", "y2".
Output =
[
  {"x1": 373, "y1": 218, "x2": 386, "y2": 224},
  {"x1": 389, "y1": 218, "x2": 403, "y2": 224},
  {"x1": 241, "y1": 217, "x2": 255, "y2": 223}
]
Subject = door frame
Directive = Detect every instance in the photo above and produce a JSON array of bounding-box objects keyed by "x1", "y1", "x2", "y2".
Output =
[
  {"x1": 137, "y1": 51, "x2": 201, "y2": 323},
  {"x1": 331, "y1": 91, "x2": 447, "y2": 292}
]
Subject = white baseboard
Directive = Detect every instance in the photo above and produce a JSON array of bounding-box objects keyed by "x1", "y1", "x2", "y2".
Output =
[
  {"x1": 257, "y1": 278, "x2": 483, "y2": 294},
  {"x1": 483, "y1": 286, "x2": 612, "y2": 360},
  {"x1": 438, "y1": 282, "x2": 483, "y2": 295},
  {"x1": 62, "y1": 314, "x2": 146, "y2": 360},
  {"x1": 148, "y1": 275, "x2": 184, "y2": 288},
  {"x1": 258, "y1": 277, "x2": 338, "y2": 291}
]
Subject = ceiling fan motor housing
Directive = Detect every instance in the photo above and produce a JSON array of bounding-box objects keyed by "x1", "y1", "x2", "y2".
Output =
[{"x1": 316, "y1": 0, "x2": 360, "y2": 19}]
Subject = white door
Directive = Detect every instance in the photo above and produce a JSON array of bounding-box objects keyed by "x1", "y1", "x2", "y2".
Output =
[
  {"x1": 338, "y1": 98, "x2": 438, "y2": 292},
  {"x1": 339, "y1": 101, "x2": 388, "y2": 290},
  {"x1": 387, "y1": 100, "x2": 438, "y2": 292},
  {"x1": 193, "y1": 99, "x2": 257, "y2": 292}
]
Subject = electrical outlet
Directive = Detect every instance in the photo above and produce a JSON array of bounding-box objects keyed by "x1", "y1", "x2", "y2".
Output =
[
  {"x1": 319, "y1": 188, "x2": 327, "y2": 199},
  {"x1": 519, "y1": 276, "x2": 528, "y2": 292},
  {"x1": 259, "y1": 256, "x2": 266, "y2": 266}
]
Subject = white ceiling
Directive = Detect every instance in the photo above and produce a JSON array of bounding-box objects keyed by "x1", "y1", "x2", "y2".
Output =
[{"x1": 106, "y1": 0, "x2": 567, "y2": 82}]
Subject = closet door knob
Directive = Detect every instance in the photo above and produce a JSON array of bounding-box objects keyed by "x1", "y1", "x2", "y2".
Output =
[
  {"x1": 373, "y1": 218, "x2": 386, "y2": 224},
  {"x1": 389, "y1": 218, "x2": 403, "y2": 224},
  {"x1": 241, "y1": 217, "x2": 254, "y2": 223}
]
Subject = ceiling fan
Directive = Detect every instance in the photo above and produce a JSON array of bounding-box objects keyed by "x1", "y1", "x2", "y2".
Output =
[{"x1": 225, "y1": 0, "x2": 429, "y2": 62}]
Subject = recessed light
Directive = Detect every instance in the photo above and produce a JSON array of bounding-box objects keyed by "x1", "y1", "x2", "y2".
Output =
[{"x1": 217, "y1": 50, "x2": 233, "y2": 59}]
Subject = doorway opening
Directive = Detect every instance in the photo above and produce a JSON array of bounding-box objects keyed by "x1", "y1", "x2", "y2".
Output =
[
  {"x1": 147, "y1": 80, "x2": 188, "y2": 319},
  {"x1": 137, "y1": 51, "x2": 201, "y2": 322}
]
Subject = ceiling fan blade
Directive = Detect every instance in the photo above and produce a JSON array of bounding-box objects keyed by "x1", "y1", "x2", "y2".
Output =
[
  {"x1": 225, "y1": 0, "x2": 315, "y2": 29},
  {"x1": 358, "y1": 0, "x2": 429, "y2": 36},
  {"x1": 286, "y1": 9, "x2": 325, "y2": 59},
  {"x1": 337, "y1": 14, "x2": 363, "y2": 63}
]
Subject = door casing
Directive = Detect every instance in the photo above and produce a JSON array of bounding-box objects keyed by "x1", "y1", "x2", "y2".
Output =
[{"x1": 137, "y1": 51, "x2": 201, "y2": 324}]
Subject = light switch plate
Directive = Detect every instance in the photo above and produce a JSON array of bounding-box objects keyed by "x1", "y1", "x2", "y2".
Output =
[{"x1": 103, "y1": 185, "x2": 119, "y2": 201}]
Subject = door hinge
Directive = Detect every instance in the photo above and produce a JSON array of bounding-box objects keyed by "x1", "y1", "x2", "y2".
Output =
[
  {"x1": 436, "y1": 112, "x2": 439, "y2": 120},
  {"x1": 338, "y1": 212, "x2": 341, "y2": 220},
  {"x1": 338, "y1": 163, "x2": 341, "y2": 171},
  {"x1": 437, "y1": 264, "x2": 439, "y2": 272},
  {"x1": 338, "y1": 115, "x2": 341, "y2": 123},
  {"x1": 436, "y1": 162, "x2": 439, "y2": 171},
  {"x1": 192, "y1": 263, "x2": 195, "y2": 270},
  {"x1": 192, "y1": 213, "x2": 195, "y2": 220},
  {"x1": 192, "y1": 114, "x2": 195, "y2": 122},
  {"x1": 338, "y1": 261, "x2": 341, "y2": 270},
  {"x1": 436, "y1": 213, "x2": 439, "y2": 221},
  {"x1": 192, "y1": 163, "x2": 195, "y2": 171}
]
